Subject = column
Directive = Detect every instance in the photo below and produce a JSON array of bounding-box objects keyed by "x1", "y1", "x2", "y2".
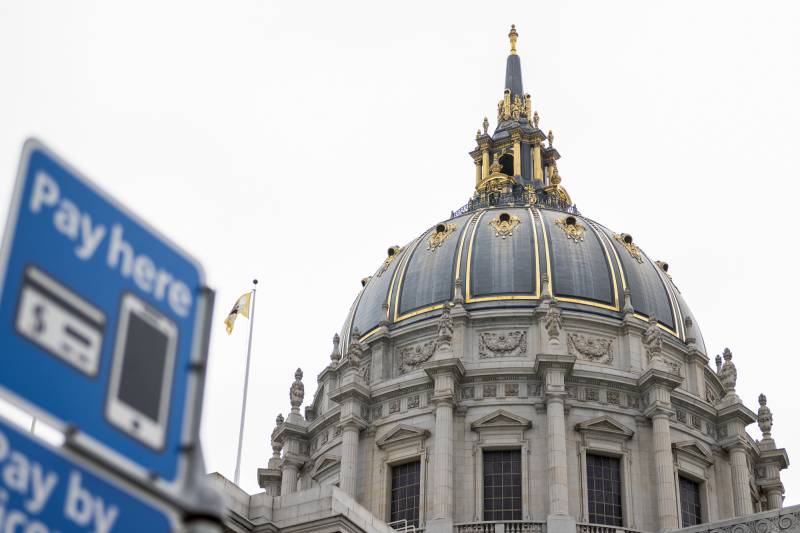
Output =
[
  {"x1": 482, "y1": 149, "x2": 490, "y2": 180},
  {"x1": 475, "y1": 159, "x2": 482, "y2": 186},
  {"x1": 513, "y1": 135, "x2": 522, "y2": 177},
  {"x1": 729, "y1": 445, "x2": 752, "y2": 516},
  {"x1": 533, "y1": 143, "x2": 543, "y2": 181},
  {"x1": 546, "y1": 394, "x2": 568, "y2": 515},
  {"x1": 340, "y1": 422, "x2": 360, "y2": 497},
  {"x1": 651, "y1": 410, "x2": 679, "y2": 530},
  {"x1": 766, "y1": 488, "x2": 783, "y2": 511},
  {"x1": 280, "y1": 462, "x2": 298, "y2": 495},
  {"x1": 432, "y1": 397, "x2": 455, "y2": 519}
]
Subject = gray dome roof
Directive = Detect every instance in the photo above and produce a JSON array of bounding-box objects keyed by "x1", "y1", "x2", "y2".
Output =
[{"x1": 342, "y1": 206, "x2": 705, "y2": 354}]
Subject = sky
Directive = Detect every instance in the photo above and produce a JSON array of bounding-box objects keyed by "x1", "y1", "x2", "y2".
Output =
[{"x1": 1, "y1": 0, "x2": 800, "y2": 507}]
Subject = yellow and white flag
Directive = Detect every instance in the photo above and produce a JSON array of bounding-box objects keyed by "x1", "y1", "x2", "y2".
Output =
[{"x1": 224, "y1": 292, "x2": 252, "y2": 335}]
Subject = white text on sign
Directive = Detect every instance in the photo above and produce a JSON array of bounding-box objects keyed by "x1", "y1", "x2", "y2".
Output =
[{"x1": 28, "y1": 172, "x2": 192, "y2": 318}]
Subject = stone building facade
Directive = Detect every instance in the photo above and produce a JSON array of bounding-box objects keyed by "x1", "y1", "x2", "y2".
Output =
[{"x1": 217, "y1": 26, "x2": 793, "y2": 533}]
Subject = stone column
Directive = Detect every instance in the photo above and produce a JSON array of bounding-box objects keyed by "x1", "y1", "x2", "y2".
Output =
[
  {"x1": 340, "y1": 422, "x2": 361, "y2": 497},
  {"x1": 534, "y1": 354, "x2": 576, "y2": 533},
  {"x1": 651, "y1": 409, "x2": 679, "y2": 530},
  {"x1": 513, "y1": 133, "x2": 522, "y2": 177},
  {"x1": 422, "y1": 358, "x2": 463, "y2": 533},
  {"x1": 280, "y1": 462, "x2": 298, "y2": 495},
  {"x1": 639, "y1": 366, "x2": 682, "y2": 532},
  {"x1": 432, "y1": 396, "x2": 455, "y2": 519},
  {"x1": 546, "y1": 393, "x2": 568, "y2": 515},
  {"x1": 481, "y1": 148, "x2": 490, "y2": 180},
  {"x1": 766, "y1": 489, "x2": 782, "y2": 510},
  {"x1": 729, "y1": 445, "x2": 752, "y2": 516}
]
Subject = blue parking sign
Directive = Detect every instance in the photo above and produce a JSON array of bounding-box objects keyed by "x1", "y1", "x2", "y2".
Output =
[
  {"x1": 0, "y1": 415, "x2": 177, "y2": 532},
  {"x1": 0, "y1": 139, "x2": 210, "y2": 488}
]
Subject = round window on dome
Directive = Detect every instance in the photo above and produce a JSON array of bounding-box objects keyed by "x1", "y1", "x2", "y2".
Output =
[
  {"x1": 436, "y1": 224, "x2": 447, "y2": 233},
  {"x1": 499, "y1": 212, "x2": 511, "y2": 223},
  {"x1": 565, "y1": 215, "x2": 577, "y2": 226},
  {"x1": 622, "y1": 233, "x2": 634, "y2": 244}
]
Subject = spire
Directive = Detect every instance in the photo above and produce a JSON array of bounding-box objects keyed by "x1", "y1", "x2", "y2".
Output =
[{"x1": 504, "y1": 25, "x2": 524, "y2": 100}]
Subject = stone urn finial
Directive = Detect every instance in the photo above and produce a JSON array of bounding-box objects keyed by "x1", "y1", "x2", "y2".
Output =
[
  {"x1": 715, "y1": 354, "x2": 722, "y2": 374},
  {"x1": 289, "y1": 369, "x2": 304, "y2": 413},
  {"x1": 544, "y1": 301, "x2": 562, "y2": 346},
  {"x1": 758, "y1": 393, "x2": 774, "y2": 443},
  {"x1": 330, "y1": 333, "x2": 341, "y2": 364},
  {"x1": 643, "y1": 316, "x2": 663, "y2": 364},
  {"x1": 346, "y1": 327, "x2": 362, "y2": 369},
  {"x1": 435, "y1": 304, "x2": 454, "y2": 353},
  {"x1": 275, "y1": 413, "x2": 284, "y2": 426},
  {"x1": 719, "y1": 348, "x2": 737, "y2": 396}
]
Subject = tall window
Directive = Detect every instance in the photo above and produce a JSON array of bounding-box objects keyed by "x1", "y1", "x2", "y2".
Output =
[
  {"x1": 586, "y1": 454, "x2": 623, "y2": 526},
  {"x1": 483, "y1": 450, "x2": 522, "y2": 521},
  {"x1": 679, "y1": 476, "x2": 702, "y2": 527},
  {"x1": 390, "y1": 460, "x2": 421, "y2": 527}
]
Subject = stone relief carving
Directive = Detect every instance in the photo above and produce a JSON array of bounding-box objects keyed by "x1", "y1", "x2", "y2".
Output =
[
  {"x1": 461, "y1": 386, "x2": 474, "y2": 400},
  {"x1": 478, "y1": 331, "x2": 527, "y2": 358},
  {"x1": 642, "y1": 317, "x2": 663, "y2": 363},
  {"x1": 567, "y1": 333, "x2": 614, "y2": 364},
  {"x1": 408, "y1": 395, "x2": 420, "y2": 409},
  {"x1": 398, "y1": 340, "x2": 436, "y2": 374},
  {"x1": 427, "y1": 223, "x2": 456, "y2": 251},
  {"x1": 483, "y1": 384, "x2": 497, "y2": 398},
  {"x1": 389, "y1": 399, "x2": 400, "y2": 414},
  {"x1": 606, "y1": 390, "x2": 620, "y2": 406},
  {"x1": 435, "y1": 305, "x2": 454, "y2": 353},
  {"x1": 555, "y1": 216, "x2": 586, "y2": 242},
  {"x1": 505, "y1": 384, "x2": 519, "y2": 397}
]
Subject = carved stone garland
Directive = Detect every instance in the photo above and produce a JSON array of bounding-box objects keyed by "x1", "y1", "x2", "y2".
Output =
[
  {"x1": 478, "y1": 331, "x2": 528, "y2": 358},
  {"x1": 567, "y1": 333, "x2": 613, "y2": 364}
]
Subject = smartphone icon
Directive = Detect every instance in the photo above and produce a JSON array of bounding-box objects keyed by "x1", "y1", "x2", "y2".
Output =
[{"x1": 106, "y1": 293, "x2": 178, "y2": 450}]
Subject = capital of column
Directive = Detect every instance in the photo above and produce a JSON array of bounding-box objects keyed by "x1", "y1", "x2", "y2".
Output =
[{"x1": 534, "y1": 354, "x2": 576, "y2": 396}]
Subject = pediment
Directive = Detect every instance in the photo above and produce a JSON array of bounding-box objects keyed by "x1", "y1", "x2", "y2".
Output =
[
  {"x1": 673, "y1": 440, "x2": 713, "y2": 465},
  {"x1": 311, "y1": 454, "x2": 340, "y2": 478},
  {"x1": 471, "y1": 409, "x2": 532, "y2": 432},
  {"x1": 575, "y1": 416, "x2": 634, "y2": 439},
  {"x1": 376, "y1": 424, "x2": 430, "y2": 449}
]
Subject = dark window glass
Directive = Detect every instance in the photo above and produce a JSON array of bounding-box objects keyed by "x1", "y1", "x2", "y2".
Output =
[
  {"x1": 586, "y1": 454, "x2": 622, "y2": 526},
  {"x1": 680, "y1": 476, "x2": 702, "y2": 527},
  {"x1": 390, "y1": 460, "x2": 421, "y2": 528},
  {"x1": 483, "y1": 450, "x2": 522, "y2": 521}
]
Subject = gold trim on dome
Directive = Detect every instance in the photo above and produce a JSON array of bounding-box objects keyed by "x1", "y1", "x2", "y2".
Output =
[
  {"x1": 537, "y1": 208, "x2": 620, "y2": 312},
  {"x1": 488, "y1": 213, "x2": 521, "y2": 239},
  {"x1": 554, "y1": 216, "x2": 586, "y2": 242},
  {"x1": 464, "y1": 209, "x2": 540, "y2": 304},
  {"x1": 427, "y1": 223, "x2": 456, "y2": 252},
  {"x1": 614, "y1": 233, "x2": 643, "y2": 263},
  {"x1": 389, "y1": 234, "x2": 424, "y2": 323}
]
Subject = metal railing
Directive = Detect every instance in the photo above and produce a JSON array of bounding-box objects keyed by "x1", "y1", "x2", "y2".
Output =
[
  {"x1": 576, "y1": 523, "x2": 643, "y2": 533},
  {"x1": 389, "y1": 519, "x2": 417, "y2": 533},
  {"x1": 454, "y1": 520, "x2": 546, "y2": 533},
  {"x1": 449, "y1": 189, "x2": 579, "y2": 220}
]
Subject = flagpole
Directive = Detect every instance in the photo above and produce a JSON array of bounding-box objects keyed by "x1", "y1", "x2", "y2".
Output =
[{"x1": 234, "y1": 279, "x2": 257, "y2": 486}]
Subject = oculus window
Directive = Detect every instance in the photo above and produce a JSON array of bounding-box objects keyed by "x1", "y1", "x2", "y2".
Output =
[
  {"x1": 679, "y1": 476, "x2": 702, "y2": 527},
  {"x1": 483, "y1": 450, "x2": 522, "y2": 521},
  {"x1": 390, "y1": 460, "x2": 421, "y2": 528},
  {"x1": 586, "y1": 454, "x2": 623, "y2": 526}
]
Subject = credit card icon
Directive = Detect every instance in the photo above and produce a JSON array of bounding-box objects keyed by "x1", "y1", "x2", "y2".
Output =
[{"x1": 15, "y1": 266, "x2": 106, "y2": 376}]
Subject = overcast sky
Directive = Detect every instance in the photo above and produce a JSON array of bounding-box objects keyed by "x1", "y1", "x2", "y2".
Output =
[{"x1": 2, "y1": 0, "x2": 800, "y2": 506}]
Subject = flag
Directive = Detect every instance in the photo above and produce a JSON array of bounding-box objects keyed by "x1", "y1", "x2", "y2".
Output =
[{"x1": 224, "y1": 292, "x2": 252, "y2": 335}]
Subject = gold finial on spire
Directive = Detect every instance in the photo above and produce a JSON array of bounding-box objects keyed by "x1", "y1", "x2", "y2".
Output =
[
  {"x1": 509, "y1": 25, "x2": 518, "y2": 55},
  {"x1": 547, "y1": 129, "x2": 554, "y2": 148},
  {"x1": 482, "y1": 117, "x2": 489, "y2": 134}
]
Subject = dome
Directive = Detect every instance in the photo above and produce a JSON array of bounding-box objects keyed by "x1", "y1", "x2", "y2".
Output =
[{"x1": 343, "y1": 206, "x2": 705, "y2": 355}]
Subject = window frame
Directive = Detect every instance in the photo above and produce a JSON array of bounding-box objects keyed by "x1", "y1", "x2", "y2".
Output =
[
  {"x1": 375, "y1": 424, "x2": 430, "y2": 527},
  {"x1": 672, "y1": 441, "x2": 714, "y2": 525},
  {"x1": 678, "y1": 475, "x2": 703, "y2": 527},
  {"x1": 470, "y1": 410, "x2": 533, "y2": 521},
  {"x1": 481, "y1": 449, "x2": 524, "y2": 521},
  {"x1": 389, "y1": 459, "x2": 423, "y2": 527},
  {"x1": 575, "y1": 416, "x2": 636, "y2": 528},
  {"x1": 584, "y1": 453, "x2": 624, "y2": 526}
]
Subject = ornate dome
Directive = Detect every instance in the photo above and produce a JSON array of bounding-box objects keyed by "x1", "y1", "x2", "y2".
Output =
[{"x1": 341, "y1": 31, "x2": 705, "y2": 355}]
